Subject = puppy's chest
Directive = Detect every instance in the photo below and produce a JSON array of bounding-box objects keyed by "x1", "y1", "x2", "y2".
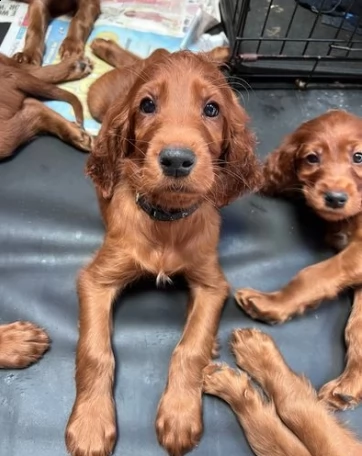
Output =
[{"x1": 136, "y1": 245, "x2": 188, "y2": 282}]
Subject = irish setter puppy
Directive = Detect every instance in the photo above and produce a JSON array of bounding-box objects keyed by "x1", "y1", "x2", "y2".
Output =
[
  {"x1": 13, "y1": 0, "x2": 101, "y2": 65},
  {"x1": 203, "y1": 329, "x2": 362, "y2": 456},
  {"x1": 235, "y1": 110, "x2": 362, "y2": 411},
  {"x1": 65, "y1": 40, "x2": 262, "y2": 456},
  {"x1": 0, "y1": 52, "x2": 93, "y2": 159}
]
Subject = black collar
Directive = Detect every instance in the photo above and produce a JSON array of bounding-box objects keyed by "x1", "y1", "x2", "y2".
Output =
[{"x1": 135, "y1": 193, "x2": 199, "y2": 222}]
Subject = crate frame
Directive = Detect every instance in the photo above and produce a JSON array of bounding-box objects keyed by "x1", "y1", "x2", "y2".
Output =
[{"x1": 220, "y1": 0, "x2": 362, "y2": 88}]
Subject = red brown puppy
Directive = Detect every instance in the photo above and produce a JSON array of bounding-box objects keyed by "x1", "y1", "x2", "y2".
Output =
[
  {"x1": 235, "y1": 110, "x2": 362, "y2": 411},
  {"x1": 65, "y1": 41, "x2": 262, "y2": 456}
]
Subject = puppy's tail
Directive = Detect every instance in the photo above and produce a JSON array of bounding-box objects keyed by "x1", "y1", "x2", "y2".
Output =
[{"x1": 16, "y1": 73, "x2": 84, "y2": 125}]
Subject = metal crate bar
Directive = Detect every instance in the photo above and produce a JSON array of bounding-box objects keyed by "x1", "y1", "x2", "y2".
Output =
[{"x1": 220, "y1": 0, "x2": 362, "y2": 88}]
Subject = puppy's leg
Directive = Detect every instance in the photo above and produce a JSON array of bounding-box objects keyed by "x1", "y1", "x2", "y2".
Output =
[
  {"x1": 232, "y1": 329, "x2": 362, "y2": 456},
  {"x1": 0, "y1": 99, "x2": 92, "y2": 160},
  {"x1": 13, "y1": 0, "x2": 49, "y2": 65},
  {"x1": 29, "y1": 55, "x2": 93, "y2": 83},
  {"x1": 65, "y1": 244, "x2": 138, "y2": 456},
  {"x1": 0, "y1": 53, "x2": 92, "y2": 83},
  {"x1": 59, "y1": 0, "x2": 101, "y2": 60},
  {"x1": 23, "y1": 99, "x2": 92, "y2": 151},
  {"x1": 235, "y1": 241, "x2": 362, "y2": 323},
  {"x1": 0, "y1": 321, "x2": 49, "y2": 368},
  {"x1": 156, "y1": 262, "x2": 228, "y2": 456},
  {"x1": 91, "y1": 38, "x2": 141, "y2": 68},
  {"x1": 319, "y1": 287, "x2": 362, "y2": 410},
  {"x1": 203, "y1": 363, "x2": 311, "y2": 456}
]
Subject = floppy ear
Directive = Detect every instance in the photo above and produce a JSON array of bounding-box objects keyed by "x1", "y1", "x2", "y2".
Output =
[
  {"x1": 85, "y1": 102, "x2": 130, "y2": 200},
  {"x1": 203, "y1": 46, "x2": 230, "y2": 67},
  {"x1": 261, "y1": 134, "x2": 299, "y2": 197},
  {"x1": 86, "y1": 49, "x2": 171, "y2": 199},
  {"x1": 214, "y1": 96, "x2": 263, "y2": 208}
]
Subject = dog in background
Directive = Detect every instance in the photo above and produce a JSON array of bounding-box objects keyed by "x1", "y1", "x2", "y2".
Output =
[
  {"x1": 0, "y1": 53, "x2": 93, "y2": 158},
  {"x1": 235, "y1": 110, "x2": 362, "y2": 411},
  {"x1": 13, "y1": 0, "x2": 101, "y2": 65},
  {"x1": 65, "y1": 40, "x2": 262, "y2": 456},
  {"x1": 203, "y1": 328, "x2": 362, "y2": 456}
]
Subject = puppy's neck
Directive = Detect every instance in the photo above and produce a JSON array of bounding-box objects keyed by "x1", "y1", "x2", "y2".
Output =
[{"x1": 135, "y1": 193, "x2": 199, "y2": 222}]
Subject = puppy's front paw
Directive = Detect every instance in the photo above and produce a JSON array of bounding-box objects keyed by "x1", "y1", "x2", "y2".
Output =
[
  {"x1": 68, "y1": 57, "x2": 94, "y2": 80},
  {"x1": 59, "y1": 37, "x2": 84, "y2": 60},
  {"x1": 203, "y1": 363, "x2": 262, "y2": 411},
  {"x1": 70, "y1": 126, "x2": 95, "y2": 153},
  {"x1": 319, "y1": 372, "x2": 362, "y2": 411},
  {"x1": 235, "y1": 288, "x2": 290, "y2": 324},
  {"x1": 13, "y1": 50, "x2": 42, "y2": 66},
  {"x1": 156, "y1": 389, "x2": 202, "y2": 455},
  {"x1": 0, "y1": 321, "x2": 50, "y2": 368},
  {"x1": 230, "y1": 328, "x2": 282, "y2": 381},
  {"x1": 90, "y1": 38, "x2": 118, "y2": 61},
  {"x1": 66, "y1": 397, "x2": 116, "y2": 456}
]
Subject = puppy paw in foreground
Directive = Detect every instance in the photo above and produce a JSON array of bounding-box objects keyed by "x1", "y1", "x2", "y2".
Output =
[
  {"x1": 203, "y1": 329, "x2": 362, "y2": 456},
  {"x1": 66, "y1": 41, "x2": 263, "y2": 456},
  {"x1": 235, "y1": 110, "x2": 362, "y2": 410},
  {"x1": 0, "y1": 321, "x2": 49, "y2": 369}
]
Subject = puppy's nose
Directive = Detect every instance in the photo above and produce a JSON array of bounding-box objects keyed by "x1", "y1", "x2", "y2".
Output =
[
  {"x1": 159, "y1": 147, "x2": 196, "y2": 177},
  {"x1": 324, "y1": 191, "x2": 348, "y2": 209}
]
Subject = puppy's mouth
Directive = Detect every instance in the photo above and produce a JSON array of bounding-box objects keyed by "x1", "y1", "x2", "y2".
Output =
[
  {"x1": 316, "y1": 208, "x2": 351, "y2": 222},
  {"x1": 304, "y1": 190, "x2": 359, "y2": 221},
  {"x1": 315, "y1": 203, "x2": 360, "y2": 222},
  {"x1": 165, "y1": 182, "x2": 197, "y2": 194},
  {"x1": 153, "y1": 186, "x2": 202, "y2": 209},
  {"x1": 157, "y1": 176, "x2": 204, "y2": 196}
]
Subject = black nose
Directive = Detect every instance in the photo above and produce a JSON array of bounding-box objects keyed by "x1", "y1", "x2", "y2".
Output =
[
  {"x1": 159, "y1": 147, "x2": 196, "y2": 177},
  {"x1": 324, "y1": 191, "x2": 348, "y2": 209}
]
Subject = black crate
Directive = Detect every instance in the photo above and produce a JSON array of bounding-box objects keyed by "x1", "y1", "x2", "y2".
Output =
[{"x1": 220, "y1": 0, "x2": 362, "y2": 88}]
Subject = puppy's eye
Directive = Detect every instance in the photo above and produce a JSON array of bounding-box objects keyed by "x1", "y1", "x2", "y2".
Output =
[
  {"x1": 305, "y1": 153, "x2": 320, "y2": 164},
  {"x1": 140, "y1": 97, "x2": 156, "y2": 114},
  {"x1": 203, "y1": 102, "x2": 219, "y2": 118},
  {"x1": 353, "y1": 152, "x2": 362, "y2": 164}
]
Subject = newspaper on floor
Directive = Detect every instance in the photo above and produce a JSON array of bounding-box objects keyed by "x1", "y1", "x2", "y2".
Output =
[{"x1": 0, "y1": 0, "x2": 228, "y2": 135}]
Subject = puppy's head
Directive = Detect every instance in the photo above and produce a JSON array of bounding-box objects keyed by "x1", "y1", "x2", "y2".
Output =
[
  {"x1": 264, "y1": 110, "x2": 362, "y2": 221},
  {"x1": 87, "y1": 48, "x2": 262, "y2": 209}
]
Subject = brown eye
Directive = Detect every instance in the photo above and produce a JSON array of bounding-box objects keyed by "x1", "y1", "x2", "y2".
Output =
[
  {"x1": 140, "y1": 97, "x2": 156, "y2": 114},
  {"x1": 353, "y1": 152, "x2": 362, "y2": 164},
  {"x1": 203, "y1": 102, "x2": 219, "y2": 118},
  {"x1": 305, "y1": 153, "x2": 319, "y2": 164}
]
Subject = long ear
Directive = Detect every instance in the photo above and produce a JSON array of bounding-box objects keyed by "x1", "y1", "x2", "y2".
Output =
[
  {"x1": 203, "y1": 46, "x2": 230, "y2": 66},
  {"x1": 86, "y1": 49, "x2": 170, "y2": 199},
  {"x1": 214, "y1": 96, "x2": 263, "y2": 208},
  {"x1": 85, "y1": 101, "x2": 130, "y2": 199},
  {"x1": 261, "y1": 134, "x2": 299, "y2": 196}
]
